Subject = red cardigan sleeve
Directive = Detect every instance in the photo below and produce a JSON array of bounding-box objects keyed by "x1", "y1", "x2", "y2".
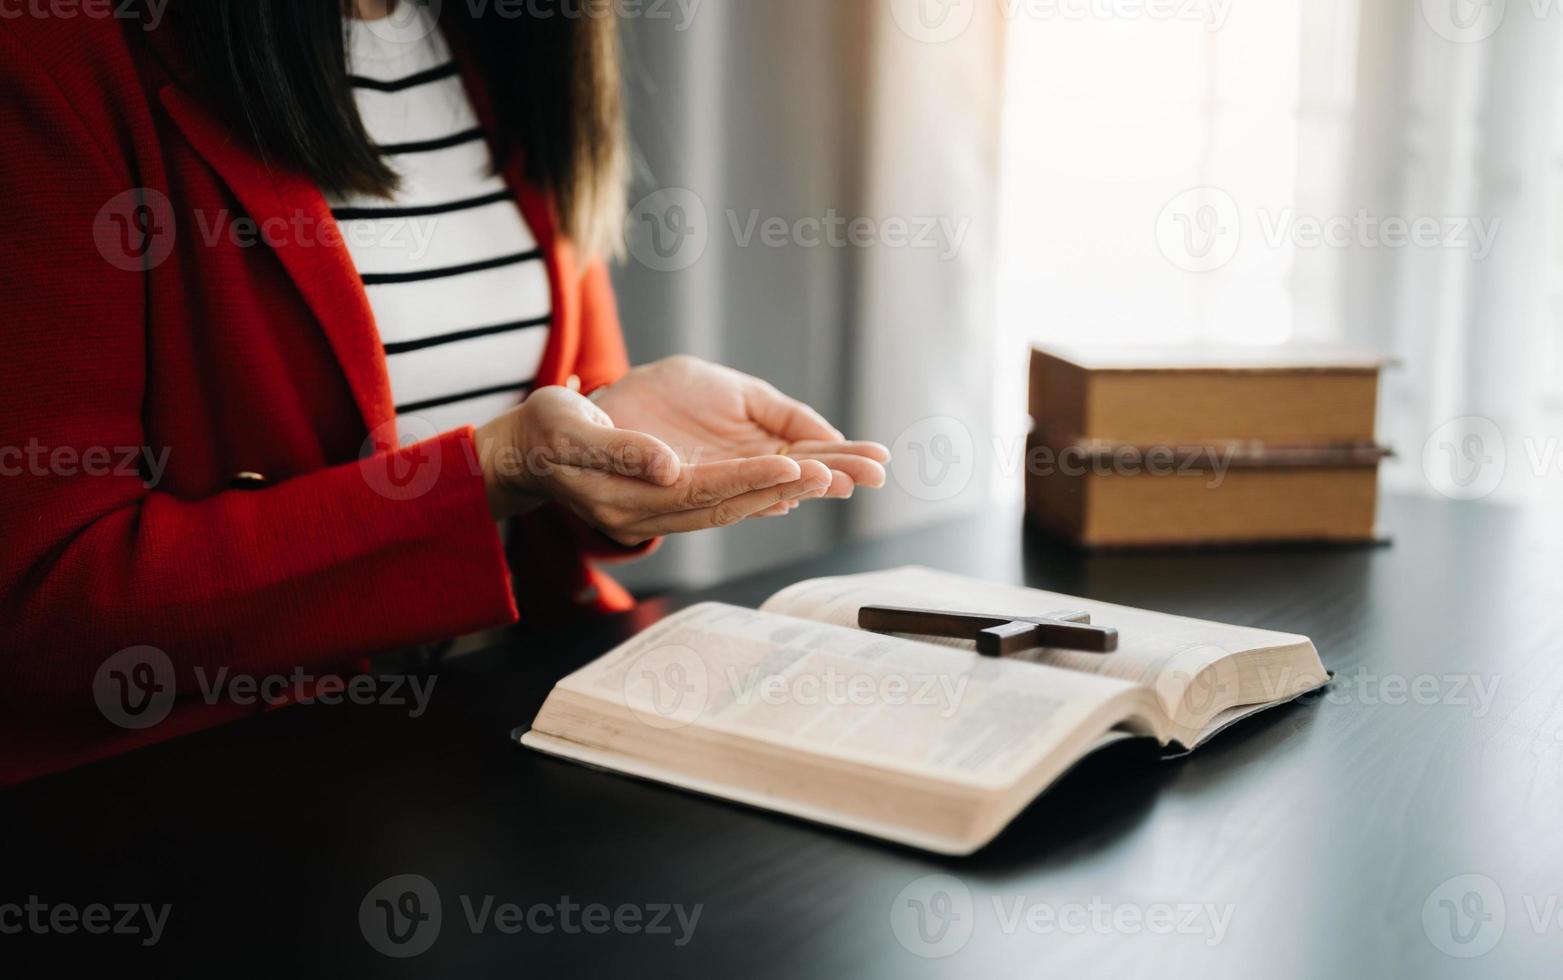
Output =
[{"x1": 0, "y1": 31, "x2": 519, "y2": 708}]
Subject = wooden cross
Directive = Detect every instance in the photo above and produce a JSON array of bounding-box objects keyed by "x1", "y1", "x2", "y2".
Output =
[{"x1": 858, "y1": 605, "x2": 1119, "y2": 656}]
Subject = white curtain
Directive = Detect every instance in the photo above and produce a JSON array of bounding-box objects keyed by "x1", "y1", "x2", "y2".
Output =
[
  {"x1": 611, "y1": 0, "x2": 1007, "y2": 591},
  {"x1": 1350, "y1": 5, "x2": 1563, "y2": 504},
  {"x1": 995, "y1": 0, "x2": 1563, "y2": 508}
]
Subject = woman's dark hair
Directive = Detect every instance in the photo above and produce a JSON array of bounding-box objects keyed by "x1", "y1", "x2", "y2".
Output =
[{"x1": 172, "y1": 1, "x2": 626, "y2": 256}]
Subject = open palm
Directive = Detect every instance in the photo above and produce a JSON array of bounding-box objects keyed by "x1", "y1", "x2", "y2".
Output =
[{"x1": 593, "y1": 356, "x2": 889, "y2": 501}]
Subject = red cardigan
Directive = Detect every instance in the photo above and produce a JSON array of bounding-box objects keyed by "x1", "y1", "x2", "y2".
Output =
[{"x1": 0, "y1": 15, "x2": 647, "y2": 784}]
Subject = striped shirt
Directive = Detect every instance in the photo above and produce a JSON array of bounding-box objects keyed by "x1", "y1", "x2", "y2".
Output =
[{"x1": 328, "y1": 11, "x2": 551, "y2": 437}]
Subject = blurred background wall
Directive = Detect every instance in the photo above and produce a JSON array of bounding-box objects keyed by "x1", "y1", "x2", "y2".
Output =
[{"x1": 610, "y1": 0, "x2": 1563, "y2": 591}]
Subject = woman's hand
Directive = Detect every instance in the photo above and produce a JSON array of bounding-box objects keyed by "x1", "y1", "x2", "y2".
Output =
[
  {"x1": 592, "y1": 356, "x2": 890, "y2": 512},
  {"x1": 474, "y1": 386, "x2": 831, "y2": 544}
]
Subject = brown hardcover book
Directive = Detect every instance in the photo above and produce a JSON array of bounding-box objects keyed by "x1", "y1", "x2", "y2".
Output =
[
  {"x1": 1024, "y1": 434, "x2": 1385, "y2": 548},
  {"x1": 1026, "y1": 344, "x2": 1390, "y2": 547},
  {"x1": 1029, "y1": 344, "x2": 1386, "y2": 445}
]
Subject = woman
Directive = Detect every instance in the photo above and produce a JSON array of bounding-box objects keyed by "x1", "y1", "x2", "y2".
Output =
[{"x1": 0, "y1": 0, "x2": 888, "y2": 781}]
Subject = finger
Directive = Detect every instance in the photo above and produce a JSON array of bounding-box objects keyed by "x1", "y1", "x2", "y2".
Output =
[
  {"x1": 791, "y1": 453, "x2": 887, "y2": 490},
  {"x1": 745, "y1": 383, "x2": 845, "y2": 443},
  {"x1": 751, "y1": 501, "x2": 792, "y2": 518},
  {"x1": 589, "y1": 454, "x2": 801, "y2": 515},
  {"x1": 821, "y1": 470, "x2": 856, "y2": 499},
  {"x1": 786, "y1": 440, "x2": 892, "y2": 464},
  {"x1": 639, "y1": 468, "x2": 832, "y2": 535},
  {"x1": 558, "y1": 421, "x2": 683, "y2": 486}
]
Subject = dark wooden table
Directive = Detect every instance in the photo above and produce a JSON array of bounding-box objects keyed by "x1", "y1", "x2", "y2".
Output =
[{"x1": 5, "y1": 495, "x2": 1561, "y2": 977}]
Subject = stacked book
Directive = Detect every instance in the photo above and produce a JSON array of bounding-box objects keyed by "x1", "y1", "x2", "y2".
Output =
[{"x1": 1025, "y1": 344, "x2": 1391, "y2": 548}]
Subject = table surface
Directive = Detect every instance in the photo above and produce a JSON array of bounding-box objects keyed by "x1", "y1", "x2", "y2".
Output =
[{"x1": 5, "y1": 495, "x2": 1562, "y2": 978}]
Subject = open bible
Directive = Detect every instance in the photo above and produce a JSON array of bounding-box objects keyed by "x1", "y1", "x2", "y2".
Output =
[{"x1": 519, "y1": 567, "x2": 1329, "y2": 855}]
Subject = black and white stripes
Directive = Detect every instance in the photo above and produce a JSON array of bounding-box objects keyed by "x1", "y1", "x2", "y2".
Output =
[{"x1": 328, "y1": 10, "x2": 551, "y2": 436}]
